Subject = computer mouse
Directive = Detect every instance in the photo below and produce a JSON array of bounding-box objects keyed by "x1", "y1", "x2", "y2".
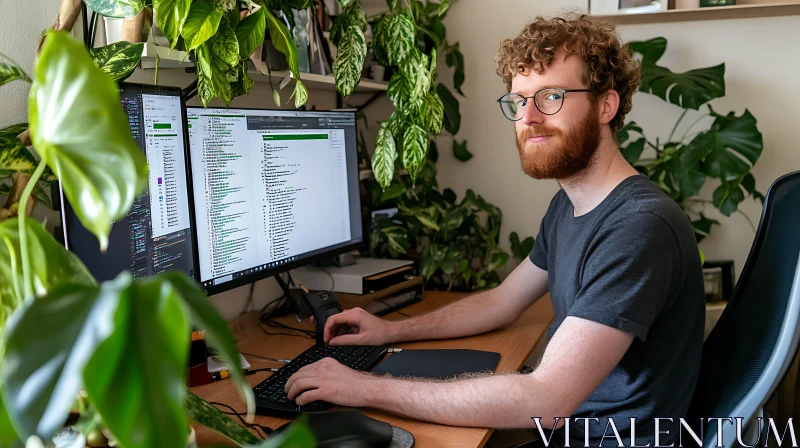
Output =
[{"x1": 275, "y1": 409, "x2": 394, "y2": 448}]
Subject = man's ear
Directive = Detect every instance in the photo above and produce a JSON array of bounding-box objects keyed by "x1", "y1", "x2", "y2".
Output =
[{"x1": 598, "y1": 89, "x2": 620, "y2": 126}]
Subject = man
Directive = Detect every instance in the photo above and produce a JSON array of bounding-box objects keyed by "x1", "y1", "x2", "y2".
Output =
[{"x1": 285, "y1": 14, "x2": 705, "y2": 447}]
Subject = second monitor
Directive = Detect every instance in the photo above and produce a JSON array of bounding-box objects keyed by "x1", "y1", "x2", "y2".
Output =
[{"x1": 187, "y1": 107, "x2": 363, "y2": 295}]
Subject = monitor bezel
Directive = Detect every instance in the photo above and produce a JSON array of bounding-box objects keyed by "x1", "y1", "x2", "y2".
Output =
[
  {"x1": 60, "y1": 82, "x2": 201, "y2": 283},
  {"x1": 185, "y1": 106, "x2": 364, "y2": 296}
]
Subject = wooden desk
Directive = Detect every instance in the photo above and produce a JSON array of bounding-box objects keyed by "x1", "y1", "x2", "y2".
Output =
[{"x1": 193, "y1": 291, "x2": 554, "y2": 447}]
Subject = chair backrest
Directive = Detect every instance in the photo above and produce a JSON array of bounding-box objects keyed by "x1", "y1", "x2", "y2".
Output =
[{"x1": 687, "y1": 171, "x2": 800, "y2": 448}]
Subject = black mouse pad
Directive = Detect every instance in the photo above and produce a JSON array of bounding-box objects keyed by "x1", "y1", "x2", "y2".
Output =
[{"x1": 371, "y1": 349, "x2": 501, "y2": 380}]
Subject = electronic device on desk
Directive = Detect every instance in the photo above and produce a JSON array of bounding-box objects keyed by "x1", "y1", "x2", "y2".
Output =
[
  {"x1": 292, "y1": 258, "x2": 413, "y2": 294},
  {"x1": 61, "y1": 83, "x2": 198, "y2": 282},
  {"x1": 273, "y1": 409, "x2": 412, "y2": 448}
]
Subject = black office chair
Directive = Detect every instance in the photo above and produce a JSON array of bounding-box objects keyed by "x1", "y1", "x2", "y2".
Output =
[{"x1": 687, "y1": 171, "x2": 800, "y2": 447}]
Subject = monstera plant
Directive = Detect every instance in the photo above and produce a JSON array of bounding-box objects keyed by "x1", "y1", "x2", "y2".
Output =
[
  {"x1": 619, "y1": 37, "x2": 764, "y2": 242},
  {"x1": 0, "y1": 26, "x2": 311, "y2": 448}
]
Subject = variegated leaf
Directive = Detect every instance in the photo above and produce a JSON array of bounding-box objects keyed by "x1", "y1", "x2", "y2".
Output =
[
  {"x1": 372, "y1": 123, "x2": 397, "y2": 189},
  {"x1": 401, "y1": 49, "x2": 430, "y2": 104},
  {"x1": 0, "y1": 135, "x2": 35, "y2": 174},
  {"x1": 334, "y1": 26, "x2": 366, "y2": 97},
  {"x1": 182, "y1": 0, "x2": 224, "y2": 51},
  {"x1": 153, "y1": 0, "x2": 191, "y2": 49},
  {"x1": 374, "y1": 14, "x2": 414, "y2": 66},
  {"x1": 90, "y1": 42, "x2": 144, "y2": 81},
  {"x1": 403, "y1": 123, "x2": 428, "y2": 183},
  {"x1": 0, "y1": 62, "x2": 31, "y2": 87},
  {"x1": 420, "y1": 91, "x2": 443, "y2": 135},
  {"x1": 83, "y1": 0, "x2": 144, "y2": 18}
]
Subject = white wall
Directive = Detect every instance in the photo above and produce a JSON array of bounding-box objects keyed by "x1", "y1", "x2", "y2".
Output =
[
  {"x1": 439, "y1": 1, "x2": 799, "y2": 278},
  {"x1": 437, "y1": 0, "x2": 587, "y2": 270}
]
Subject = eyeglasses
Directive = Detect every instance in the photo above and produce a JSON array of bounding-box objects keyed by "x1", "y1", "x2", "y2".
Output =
[{"x1": 497, "y1": 88, "x2": 591, "y2": 121}]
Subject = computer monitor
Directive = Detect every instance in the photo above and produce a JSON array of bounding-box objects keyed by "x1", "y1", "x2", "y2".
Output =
[
  {"x1": 61, "y1": 83, "x2": 198, "y2": 281},
  {"x1": 186, "y1": 107, "x2": 363, "y2": 295}
]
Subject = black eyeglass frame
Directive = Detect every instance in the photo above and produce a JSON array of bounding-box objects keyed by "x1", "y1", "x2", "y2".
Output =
[{"x1": 497, "y1": 88, "x2": 592, "y2": 120}]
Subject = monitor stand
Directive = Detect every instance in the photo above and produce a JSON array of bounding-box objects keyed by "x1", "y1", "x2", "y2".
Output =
[{"x1": 272, "y1": 273, "x2": 311, "y2": 318}]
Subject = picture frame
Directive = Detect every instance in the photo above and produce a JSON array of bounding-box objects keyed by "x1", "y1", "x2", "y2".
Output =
[{"x1": 588, "y1": 0, "x2": 673, "y2": 15}]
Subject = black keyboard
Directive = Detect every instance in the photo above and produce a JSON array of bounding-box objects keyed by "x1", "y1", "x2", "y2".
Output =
[{"x1": 253, "y1": 344, "x2": 388, "y2": 417}]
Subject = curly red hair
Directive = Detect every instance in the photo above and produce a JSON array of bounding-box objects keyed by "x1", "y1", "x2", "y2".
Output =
[{"x1": 495, "y1": 14, "x2": 640, "y2": 132}]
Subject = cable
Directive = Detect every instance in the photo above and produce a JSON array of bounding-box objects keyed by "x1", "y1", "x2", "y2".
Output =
[
  {"x1": 263, "y1": 319, "x2": 316, "y2": 338},
  {"x1": 259, "y1": 323, "x2": 312, "y2": 339},
  {"x1": 317, "y1": 266, "x2": 335, "y2": 292},
  {"x1": 209, "y1": 402, "x2": 273, "y2": 439}
]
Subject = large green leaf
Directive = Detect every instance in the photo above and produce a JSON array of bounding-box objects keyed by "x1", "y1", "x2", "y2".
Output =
[
  {"x1": 374, "y1": 14, "x2": 414, "y2": 66},
  {"x1": 83, "y1": 274, "x2": 190, "y2": 448},
  {"x1": 163, "y1": 272, "x2": 255, "y2": 416},
  {"x1": 386, "y1": 110, "x2": 408, "y2": 141},
  {"x1": 186, "y1": 391, "x2": 260, "y2": 446},
  {"x1": 388, "y1": 71, "x2": 413, "y2": 114},
  {"x1": 375, "y1": 224, "x2": 409, "y2": 257},
  {"x1": 616, "y1": 121, "x2": 642, "y2": 146},
  {"x1": 372, "y1": 123, "x2": 398, "y2": 189},
  {"x1": 0, "y1": 275, "x2": 125, "y2": 441},
  {"x1": 153, "y1": 0, "x2": 191, "y2": 49},
  {"x1": 330, "y1": 3, "x2": 367, "y2": 47},
  {"x1": 437, "y1": 83, "x2": 460, "y2": 135},
  {"x1": 235, "y1": 7, "x2": 266, "y2": 59},
  {"x1": 712, "y1": 180, "x2": 745, "y2": 217},
  {"x1": 211, "y1": 18, "x2": 240, "y2": 69},
  {"x1": 444, "y1": 42, "x2": 465, "y2": 96},
  {"x1": 89, "y1": 41, "x2": 144, "y2": 82},
  {"x1": 196, "y1": 19, "x2": 238, "y2": 107},
  {"x1": 419, "y1": 91, "x2": 443, "y2": 135},
  {"x1": 0, "y1": 124, "x2": 28, "y2": 139},
  {"x1": 620, "y1": 138, "x2": 645, "y2": 164},
  {"x1": 83, "y1": 0, "x2": 144, "y2": 18},
  {"x1": 628, "y1": 37, "x2": 667, "y2": 64},
  {"x1": 402, "y1": 124, "x2": 428, "y2": 183},
  {"x1": 695, "y1": 108, "x2": 763, "y2": 182},
  {"x1": 231, "y1": 60, "x2": 255, "y2": 97},
  {"x1": 182, "y1": 0, "x2": 225, "y2": 51},
  {"x1": 0, "y1": 395, "x2": 21, "y2": 448},
  {"x1": 452, "y1": 139, "x2": 472, "y2": 162},
  {"x1": 334, "y1": 26, "x2": 367, "y2": 97},
  {"x1": 264, "y1": 7, "x2": 308, "y2": 108},
  {"x1": 639, "y1": 62, "x2": 725, "y2": 110},
  {"x1": 29, "y1": 32, "x2": 148, "y2": 251},
  {"x1": 0, "y1": 218, "x2": 94, "y2": 309},
  {"x1": 0, "y1": 63, "x2": 31, "y2": 87},
  {"x1": 509, "y1": 232, "x2": 535, "y2": 261}
]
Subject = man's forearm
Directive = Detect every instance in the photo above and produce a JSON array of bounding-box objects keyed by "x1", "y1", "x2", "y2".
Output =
[
  {"x1": 362, "y1": 372, "x2": 563, "y2": 429},
  {"x1": 389, "y1": 289, "x2": 521, "y2": 342}
]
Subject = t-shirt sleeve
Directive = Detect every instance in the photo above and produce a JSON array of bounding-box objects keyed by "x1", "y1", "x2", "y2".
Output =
[
  {"x1": 529, "y1": 192, "x2": 564, "y2": 271},
  {"x1": 567, "y1": 211, "x2": 681, "y2": 342}
]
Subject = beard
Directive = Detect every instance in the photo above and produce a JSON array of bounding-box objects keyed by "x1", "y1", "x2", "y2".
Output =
[{"x1": 515, "y1": 102, "x2": 601, "y2": 180}]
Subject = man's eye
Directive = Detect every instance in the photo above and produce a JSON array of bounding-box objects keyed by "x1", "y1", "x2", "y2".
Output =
[{"x1": 544, "y1": 93, "x2": 562, "y2": 101}]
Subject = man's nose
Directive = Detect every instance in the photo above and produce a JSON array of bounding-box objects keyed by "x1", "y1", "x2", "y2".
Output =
[{"x1": 520, "y1": 100, "x2": 545, "y2": 126}]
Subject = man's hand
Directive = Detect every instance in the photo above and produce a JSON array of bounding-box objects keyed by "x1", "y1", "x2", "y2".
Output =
[
  {"x1": 321, "y1": 308, "x2": 399, "y2": 345},
  {"x1": 284, "y1": 357, "x2": 378, "y2": 407}
]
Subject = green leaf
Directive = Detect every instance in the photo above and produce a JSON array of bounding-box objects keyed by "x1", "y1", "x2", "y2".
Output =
[
  {"x1": 331, "y1": 3, "x2": 368, "y2": 47},
  {"x1": 411, "y1": 207, "x2": 439, "y2": 231},
  {"x1": 402, "y1": 124, "x2": 429, "y2": 183},
  {"x1": 89, "y1": 41, "x2": 144, "y2": 81},
  {"x1": 420, "y1": 246, "x2": 439, "y2": 280},
  {"x1": 153, "y1": 0, "x2": 191, "y2": 49},
  {"x1": 83, "y1": 274, "x2": 190, "y2": 448},
  {"x1": 31, "y1": 183, "x2": 52, "y2": 209},
  {"x1": 212, "y1": 18, "x2": 240, "y2": 69},
  {"x1": 452, "y1": 139, "x2": 472, "y2": 162},
  {"x1": 437, "y1": 83, "x2": 460, "y2": 135},
  {"x1": 418, "y1": 91, "x2": 443, "y2": 135},
  {"x1": 639, "y1": 62, "x2": 725, "y2": 110},
  {"x1": 196, "y1": 19, "x2": 238, "y2": 107},
  {"x1": 374, "y1": 14, "x2": 415, "y2": 66},
  {"x1": 83, "y1": 0, "x2": 144, "y2": 18},
  {"x1": 620, "y1": 138, "x2": 645, "y2": 164},
  {"x1": 0, "y1": 124, "x2": 28, "y2": 139},
  {"x1": 0, "y1": 135, "x2": 36, "y2": 174},
  {"x1": 387, "y1": 0, "x2": 398, "y2": 10},
  {"x1": 388, "y1": 71, "x2": 414, "y2": 114},
  {"x1": 378, "y1": 182, "x2": 406, "y2": 204},
  {"x1": 440, "y1": 206, "x2": 465, "y2": 233},
  {"x1": 0, "y1": 275, "x2": 124, "y2": 441},
  {"x1": 231, "y1": 60, "x2": 255, "y2": 97},
  {"x1": 161, "y1": 272, "x2": 255, "y2": 417},
  {"x1": 186, "y1": 391, "x2": 260, "y2": 446},
  {"x1": 628, "y1": 37, "x2": 667, "y2": 64},
  {"x1": 712, "y1": 180, "x2": 745, "y2": 217},
  {"x1": 616, "y1": 121, "x2": 642, "y2": 146},
  {"x1": 372, "y1": 123, "x2": 398, "y2": 189},
  {"x1": 488, "y1": 251, "x2": 510, "y2": 272},
  {"x1": 379, "y1": 225, "x2": 410, "y2": 257},
  {"x1": 691, "y1": 213, "x2": 719, "y2": 243},
  {"x1": 0, "y1": 396, "x2": 21, "y2": 448},
  {"x1": 401, "y1": 49, "x2": 430, "y2": 104},
  {"x1": 458, "y1": 258, "x2": 469, "y2": 274},
  {"x1": 0, "y1": 62, "x2": 31, "y2": 87},
  {"x1": 29, "y1": 32, "x2": 148, "y2": 251},
  {"x1": 386, "y1": 110, "x2": 408, "y2": 140},
  {"x1": 0, "y1": 218, "x2": 92, "y2": 309},
  {"x1": 264, "y1": 7, "x2": 308, "y2": 108},
  {"x1": 337, "y1": 0, "x2": 352, "y2": 7},
  {"x1": 695, "y1": 109, "x2": 763, "y2": 181},
  {"x1": 182, "y1": 0, "x2": 225, "y2": 51},
  {"x1": 438, "y1": 0, "x2": 449, "y2": 17},
  {"x1": 444, "y1": 42, "x2": 465, "y2": 96},
  {"x1": 235, "y1": 7, "x2": 266, "y2": 59},
  {"x1": 441, "y1": 247, "x2": 460, "y2": 275},
  {"x1": 334, "y1": 26, "x2": 367, "y2": 97},
  {"x1": 248, "y1": 416, "x2": 316, "y2": 448}
]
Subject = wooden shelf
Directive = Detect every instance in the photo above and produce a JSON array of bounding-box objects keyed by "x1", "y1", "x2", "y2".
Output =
[{"x1": 596, "y1": 1, "x2": 800, "y2": 24}]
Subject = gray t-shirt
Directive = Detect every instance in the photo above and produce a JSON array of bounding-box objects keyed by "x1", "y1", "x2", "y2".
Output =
[{"x1": 529, "y1": 175, "x2": 705, "y2": 447}]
